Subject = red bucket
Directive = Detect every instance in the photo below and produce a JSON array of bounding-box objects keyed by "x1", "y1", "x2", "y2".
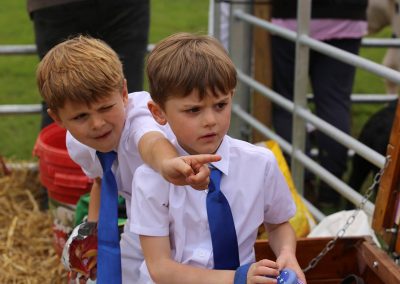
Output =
[{"x1": 33, "y1": 123, "x2": 92, "y2": 255}]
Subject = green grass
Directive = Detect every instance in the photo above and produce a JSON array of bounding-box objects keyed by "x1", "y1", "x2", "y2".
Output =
[
  {"x1": 0, "y1": 1, "x2": 392, "y2": 161},
  {"x1": 0, "y1": 0, "x2": 209, "y2": 160}
]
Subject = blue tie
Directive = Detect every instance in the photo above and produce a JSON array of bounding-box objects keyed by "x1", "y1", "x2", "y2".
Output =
[
  {"x1": 206, "y1": 167, "x2": 240, "y2": 270},
  {"x1": 96, "y1": 151, "x2": 122, "y2": 284}
]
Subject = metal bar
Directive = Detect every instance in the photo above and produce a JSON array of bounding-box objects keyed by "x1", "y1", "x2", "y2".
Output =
[
  {"x1": 229, "y1": 5, "x2": 252, "y2": 140},
  {"x1": 0, "y1": 104, "x2": 41, "y2": 115},
  {"x1": 0, "y1": 44, "x2": 155, "y2": 55},
  {"x1": 301, "y1": 197, "x2": 326, "y2": 222},
  {"x1": 362, "y1": 38, "x2": 400, "y2": 48},
  {"x1": 234, "y1": 10, "x2": 400, "y2": 85},
  {"x1": 309, "y1": 94, "x2": 398, "y2": 104},
  {"x1": 299, "y1": 34, "x2": 400, "y2": 85},
  {"x1": 0, "y1": 45, "x2": 36, "y2": 55},
  {"x1": 7, "y1": 162, "x2": 38, "y2": 171},
  {"x1": 237, "y1": 70, "x2": 386, "y2": 169},
  {"x1": 291, "y1": 0, "x2": 311, "y2": 196},
  {"x1": 294, "y1": 149, "x2": 375, "y2": 216},
  {"x1": 232, "y1": 103, "x2": 292, "y2": 153},
  {"x1": 233, "y1": 103, "x2": 375, "y2": 217}
]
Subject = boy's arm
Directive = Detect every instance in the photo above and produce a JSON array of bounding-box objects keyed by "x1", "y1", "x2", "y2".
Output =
[
  {"x1": 138, "y1": 131, "x2": 221, "y2": 189},
  {"x1": 140, "y1": 235, "x2": 235, "y2": 284},
  {"x1": 265, "y1": 222, "x2": 306, "y2": 283},
  {"x1": 87, "y1": 178, "x2": 101, "y2": 222},
  {"x1": 68, "y1": 178, "x2": 101, "y2": 282}
]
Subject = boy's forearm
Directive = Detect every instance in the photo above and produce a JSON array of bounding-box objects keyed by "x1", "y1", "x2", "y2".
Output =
[
  {"x1": 265, "y1": 222, "x2": 297, "y2": 257},
  {"x1": 265, "y1": 222, "x2": 306, "y2": 283},
  {"x1": 141, "y1": 235, "x2": 234, "y2": 284},
  {"x1": 138, "y1": 131, "x2": 177, "y2": 172},
  {"x1": 153, "y1": 259, "x2": 235, "y2": 284},
  {"x1": 87, "y1": 178, "x2": 101, "y2": 222}
]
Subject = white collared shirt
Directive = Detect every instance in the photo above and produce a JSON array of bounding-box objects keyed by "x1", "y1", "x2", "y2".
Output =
[
  {"x1": 66, "y1": 91, "x2": 174, "y2": 220},
  {"x1": 131, "y1": 135, "x2": 296, "y2": 270}
]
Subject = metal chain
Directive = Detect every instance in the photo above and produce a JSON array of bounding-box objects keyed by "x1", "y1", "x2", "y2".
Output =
[{"x1": 302, "y1": 155, "x2": 392, "y2": 273}]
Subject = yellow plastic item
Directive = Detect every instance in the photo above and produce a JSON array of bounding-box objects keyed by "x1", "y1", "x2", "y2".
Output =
[{"x1": 256, "y1": 140, "x2": 316, "y2": 238}]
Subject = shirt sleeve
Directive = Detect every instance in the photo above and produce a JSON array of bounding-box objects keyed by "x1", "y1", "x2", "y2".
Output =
[
  {"x1": 126, "y1": 92, "x2": 175, "y2": 148},
  {"x1": 130, "y1": 165, "x2": 170, "y2": 236},
  {"x1": 66, "y1": 131, "x2": 102, "y2": 179},
  {"x1": 263, "y1": 151, "x2": 296, "y2": 224}
]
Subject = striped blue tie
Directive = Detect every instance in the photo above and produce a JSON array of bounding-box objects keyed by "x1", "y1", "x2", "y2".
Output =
[
  {"x1": 96, "y1": 151, "x2": 122, "y2": 283},
  {"x1": 206, "y1": 167, "x2": 240, "y2": 270}
]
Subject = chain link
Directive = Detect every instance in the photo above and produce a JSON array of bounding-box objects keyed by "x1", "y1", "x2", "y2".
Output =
[{"x1": 302, "y1": 155, "x2": 392, "y2": 273}]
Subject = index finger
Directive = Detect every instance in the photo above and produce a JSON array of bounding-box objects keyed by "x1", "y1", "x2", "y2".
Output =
[{"x1": 185, "y1": 154, "x2": 221, "y2": 166}]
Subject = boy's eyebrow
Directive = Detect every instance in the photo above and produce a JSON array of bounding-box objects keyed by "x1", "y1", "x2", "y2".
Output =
[
  {"x1": 181, "y1": 103, "x2": 200, "y2": 109},
  {"x1": 215, "y1": 95, "x2": 230, "y2": 102}
]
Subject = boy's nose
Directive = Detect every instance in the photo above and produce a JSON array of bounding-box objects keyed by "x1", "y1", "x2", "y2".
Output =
[
  {"x1": 91, "y1": 115, "x2": 106, "y2": 130},
  {"x1": 203, "y1": 110, "x2": 217, "y2": 127}
]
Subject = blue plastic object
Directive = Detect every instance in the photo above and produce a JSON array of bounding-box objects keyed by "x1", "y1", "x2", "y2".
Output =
[{"x1": 276, "y1": 269, "x2": 300, "y2": 284}]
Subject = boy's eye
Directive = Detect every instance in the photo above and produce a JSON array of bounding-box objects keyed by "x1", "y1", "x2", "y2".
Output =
[
  {"x1": 185, "y1": 107, "x2": 200, "y2": 113},
  {"x1": 100, "y1": 104, "x2": 114, "y2": 112},
  {"x1": 216, "y1": 103, "x2": 227, "y2": 109},
  {"x1": 73, "y1": 113, "x2": 87, "y2": 121}
]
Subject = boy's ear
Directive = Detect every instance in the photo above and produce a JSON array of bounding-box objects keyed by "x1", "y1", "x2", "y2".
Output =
[
  {"x1": 47, "y1": 108, "x2": 65, "y2": 128},
  {"x1": 122, "y1": 79, "x2": 128, "y2": 105},
  {"x1": 147, "y1": 101, "x2": 167, "y2": 125}
]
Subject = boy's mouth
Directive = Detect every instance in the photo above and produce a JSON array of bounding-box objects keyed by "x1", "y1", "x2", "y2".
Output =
[
  {"x1": 199, "y1": 132, "x2": 217, "y2": 140},
  {"x1": 94, "y1": 130, "x2": 111, "y2": 139}
]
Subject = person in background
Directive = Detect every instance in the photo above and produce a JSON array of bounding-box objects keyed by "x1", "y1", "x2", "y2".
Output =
[
  {"x1": 270, "y1": 0, "x2": 368, "y2": 211},
  {"x1": 27, "y1": 0, "x2": 150, "y2": 129}
]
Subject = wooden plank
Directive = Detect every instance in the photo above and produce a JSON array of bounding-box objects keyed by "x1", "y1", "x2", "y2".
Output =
[
  {"x1": 251, "y1": 3, "x2": 272, "y2": 143},
  {"x1": 356, "y1": 238, "x2": 400, "y2": 284},
  {"x1": 372, "y1": 99, "x2": 400, "y2": 253},
  {"x1": 255, "y1": 237, "x2": 361, "y2": 281},
  {"x1": 255, "y1": 236, "x2": 399, "y2": 283}
]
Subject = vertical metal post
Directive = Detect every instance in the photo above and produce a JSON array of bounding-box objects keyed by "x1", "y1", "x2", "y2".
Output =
[
  {"x1": 230, "y1": 2, "x2": 253, "y2": 140},
  {"x1": 291, "y1": 0, "x2": 311, "y2": 195},
  {"x1": 209, "y1": 0, "x2": 220, "y2": 39}
]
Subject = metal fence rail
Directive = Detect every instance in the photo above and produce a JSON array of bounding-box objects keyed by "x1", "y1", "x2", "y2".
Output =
[{"x1": 226, "y1": 3, "x2": 400, "y2": 221}]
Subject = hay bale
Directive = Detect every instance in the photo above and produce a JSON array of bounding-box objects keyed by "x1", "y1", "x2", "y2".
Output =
[{"x1": 0, "y1": 162, "x2": 68, "y2": 283}]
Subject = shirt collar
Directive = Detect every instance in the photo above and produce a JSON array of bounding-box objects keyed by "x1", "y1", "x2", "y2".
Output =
[
  {"x1": 174, "y1": 136, "x2": 230, "y2": 176},
  {"x1": 83, "y1": 139, "x2": 120, "y2": 163}
]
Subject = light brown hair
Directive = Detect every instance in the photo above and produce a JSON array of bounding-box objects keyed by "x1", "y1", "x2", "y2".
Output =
[
  {"x1": 36, "y1": 35, "x2": 124, "y2": 112},
  {"x1": 146, "y1": 32, "x2": 237, "y2": 108}
]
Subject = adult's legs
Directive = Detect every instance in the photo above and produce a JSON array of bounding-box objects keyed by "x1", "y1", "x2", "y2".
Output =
[
  {"x1": 309, "y1": 38, "x2": 361, "y2": 204},
  {"x1": 31, "y1": 0, "x2": 150, "y2": 128},
  {"x1": 32, "y1": 1, "x2": 96, "y2": 128},
  {"x1": 97, "y1": 0, "x2": 150, "y2": 93},
  {"x1": 271, "y1": 36, "x2": 296, "y2": 143}
]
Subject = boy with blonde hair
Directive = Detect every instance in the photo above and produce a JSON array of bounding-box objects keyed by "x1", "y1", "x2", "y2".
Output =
[
  {"x1": 36, "y1": 35, "x2": 219, "y2": 283},
  {"x1": 131, "y1": 32, "x2": 306, "y2": 283}
]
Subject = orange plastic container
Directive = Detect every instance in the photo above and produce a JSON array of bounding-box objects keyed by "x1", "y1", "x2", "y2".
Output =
[{"x1": 33, "y1": 123, "x2": 92, "y2": 255}]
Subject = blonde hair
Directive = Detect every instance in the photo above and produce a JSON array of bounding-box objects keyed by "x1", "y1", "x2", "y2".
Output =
[
  {"x1": 146, "y1": 32, "x2": 237, "y2": 107},
  {"x1": 36, "y1": 35, "x2": 124, "y2": 112}
]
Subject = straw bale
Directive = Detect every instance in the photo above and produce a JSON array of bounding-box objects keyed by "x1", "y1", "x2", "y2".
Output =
[{"x1": 0, "y1": 162, "x2": 68, "y2": 283}]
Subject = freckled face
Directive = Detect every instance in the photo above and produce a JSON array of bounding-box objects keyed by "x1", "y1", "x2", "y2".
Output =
[
  {"x1": 162, "y1": 89, "x2": 233, "y2": 155},
  {"x1": 51, "y1": 89, "x2": 128, "y2": 152}
]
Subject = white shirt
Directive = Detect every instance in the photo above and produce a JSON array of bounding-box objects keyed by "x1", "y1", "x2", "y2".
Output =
[
  {"x1": 131, "y1": 135, "x2": 296, "y2": 272},
  {"x1": 66, "y1": 91, "x2": 174, "y2": 220}
]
